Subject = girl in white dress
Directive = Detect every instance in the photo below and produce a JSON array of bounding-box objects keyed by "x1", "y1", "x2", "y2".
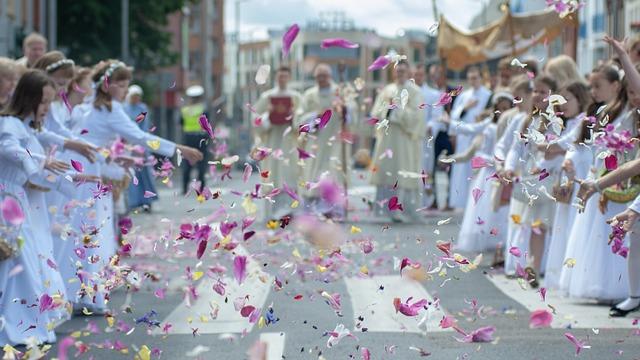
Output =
[
  {"x1": 542, "y1": 81, "x2": 593, "y2": 289},
  {"x1": 55, "y1": 60, "x2": 203, "y2": 313},
  {"x1": 559, "y1": 64, "x2": 623, "y2": 294},
  {"x1": 564, "y1": 71, "x2": 637, "y2": 301},
  {"x1": 443, "y1": 93, "x2": 514, "y2": 252},
  {"x1": 0, "y1": 70, "x2": 88, "y2": 345},
  {"x1": 31, "y1": 51, "x2": 97, "y2": 161},
  {"x1": 502, "y1": 76, "x2": 557, "y2": 279}
]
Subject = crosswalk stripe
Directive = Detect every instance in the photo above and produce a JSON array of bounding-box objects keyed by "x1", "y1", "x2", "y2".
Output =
[
  {"x1": 156, "y1": 244, "x2": 273, "y2": 335},
  {"x1": 259, "y1": 332, "x2": 286, "y2": 360},
  {"x1": 486, "y1": 274, "x2": 636, "y2": 328},
  {"x1": 344, "y1": 275, "x2": 449, "y2": 333}
]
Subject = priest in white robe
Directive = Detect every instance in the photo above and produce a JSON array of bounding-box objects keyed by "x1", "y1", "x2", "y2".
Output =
[
  {"x1": 448, "y1": 66, "x2": 492, "y2": 209},
  {"x1": 253, "y1": 65, "x2": 303, "y2": 219}
]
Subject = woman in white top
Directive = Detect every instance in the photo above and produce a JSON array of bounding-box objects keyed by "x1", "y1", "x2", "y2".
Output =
[
  {"x1": 54, "y1": 60, "x2": 203, "y2": 313},
  {"x1": 441, "y1": 93, "x2": 514, "y2": 252},
  {"x1": 563, "y1": 72, "x2": 637, "y2": 301},
  {"x1": 0, "y1": 70, "x2": 93, "y2": 345},
  {"x1": 502, "y1": 76, "x2": 557, "y2": 279},
  {"x1": 31, "y1": 51, "x2": 97, "y2": 162},
  {"x1": 542, "y1": 81, "x2": 593, "y2": 289}
]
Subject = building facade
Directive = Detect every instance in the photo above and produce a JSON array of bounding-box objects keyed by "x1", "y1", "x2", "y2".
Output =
[{"x1": 225, "y1": 12, "x2": 428, "y2": 127}]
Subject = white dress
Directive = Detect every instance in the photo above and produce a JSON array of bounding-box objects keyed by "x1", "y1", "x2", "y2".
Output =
[
  {"x1": 562, "y1": 110, "x2": 636, "y2": 300},
  {"x1": 448, "y1": 86, "x2": 492, "y2": 208},
  {"x1": 456, "y1": 122, "x2": 508, "y2": 252},
  {"x1": 504, "y1": 115, "x2": 566, "y2": 273},
  {"x1": 0, "y1": 116, "x2": 72, "y2": 345},
  {"x1": 544, "y1": 145, "x2": 593, "y2": 289},
  {"x1": 55, "y1": 101, "x2": 176, "y2": 310}
]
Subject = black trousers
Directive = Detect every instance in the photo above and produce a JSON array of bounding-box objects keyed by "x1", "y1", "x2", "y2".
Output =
[
  {"x1": 182, "y1": 132, "x2": 208, "y2": 194},
  {"x1": 433, "y1": 130, "x2": 453, "y2": 203}
]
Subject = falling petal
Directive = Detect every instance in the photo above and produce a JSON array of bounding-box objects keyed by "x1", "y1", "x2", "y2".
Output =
[
  {"x1": 471, "y1": 188, "x2": 484, "y2": 205},
  {"x1": 199, "y1": 114, "x2": 215, "y2": 139},
  {"x1": 70, "y1": 159, "x2": 83, "y2": 172},
  {"x1": 255, "y1": 64, "x2": 271, "y2": 85},
  {"x1": 143, "y1": 191, "x2": 157, "y2": 199},
  {"x1": 564, "y1": 332, "x2": 591, "y2": 355},
  {"x1": 233, "y1": 255, "x2": 247, "y2": 285},
  {"x1": 243, "y1": 163, "x2": 252, "y2": 183},
  {"x1": 282, "y1": 24, "x2": 300, "y2": 59},
  {"x1": 317, "y1": 109, "x2": 332, "y2": 130},
  {"x1": 509, "y1": 246, "x2": 522, "y2": 257},
  {"x1": 1, "y1": 197, "x2": 25, "y2": 226},
  {"x1": 529, "y1": 309, "x2": 553, "y2": 328},
  {"x1": 388, "y1": 196, "x2": 403, "y2": 211},
  {"x1": 321, "y1": 38, "x2": 359, "y2": 49},
  {"x1": 400, "y1": 89, "x2": 409, "y2": 109},
  {"x1": 367, "y1": 55, "x2": 391, "y2": 71},
  {"x1": 604, "y1": 154, "x2": 618, "y2": 171},
  {"x1": 471, "y1": 156, "x2": 489, "y2": 169},
  {"x1": 196, "y1": 240, "x2": 207, "y2": 260}
]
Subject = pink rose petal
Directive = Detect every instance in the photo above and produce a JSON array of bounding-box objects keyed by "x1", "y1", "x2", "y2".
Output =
[
  {"x1": 529, "y1": 309, "x2": 553, "y2": 328},
  {"x1": 321, "y1": 38, "x2": 359, "y2": 49},
  {"x1": 233, "y1": 255, "x2": 247, "y2": 285},
  {"x1": 1, "y1": 196, "x2": 25, "y2": 226},
  {"x1": 71, "y1": 159, "x2": 83, "y2": 172},
  {"x1": 367, "y1": 55, "x2": 391, "y2": 71},
  {"x1": 281, "y1": 24, "x2": 300, "y2": 59}
]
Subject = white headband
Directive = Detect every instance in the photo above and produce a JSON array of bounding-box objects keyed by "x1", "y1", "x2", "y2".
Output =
[
  {"x1": 45, "y1": 59, "x2": 74, "y2": 73},
  {"x1": 96, "y1": 61, "x2": 126, "y2": 87}
]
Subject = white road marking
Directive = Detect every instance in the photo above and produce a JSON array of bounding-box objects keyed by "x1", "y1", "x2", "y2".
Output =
[
  {"x1": 487, "y1": 274, "x2": 636, "y2": 328},
  {"x1": 259, "y1": 332, "x2": 286, "y2": 360},
  {"x1": 156, "y1": 243, "x2": 273, "y2": 335},
  {"x1": 344, "y1": 275, "x2": 449, "y2": 333}
]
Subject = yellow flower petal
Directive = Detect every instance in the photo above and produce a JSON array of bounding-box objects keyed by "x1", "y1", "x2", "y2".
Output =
[
  {"x1": 292, "y1": 248, "x2": 301, "y2": 259},
  {"x1": 291, "y1": 200, "x2": 299, "y2": 209},
  {"x1": 316, "y1": 265, "x2": 328, "y2": 273},
  {"x1": 350, "y1": 225, "x2": 361, "y2": 234},
  {"x1": 192, "y1": 271, "x2": 204, "y2": 281},
  {"x1": 266, "y1": 220, "x2": 278, "y2": 229},
  {"x1": 135, "y1": 345, "x2": 151, "y2": 360},
  {"x1": 360, "y1": 265, "x2": 369, "y2": 275},
  {"x1": 511, "y1": 214, "x2": 521, "y2": 224},
  {"x1": 242, "y1": 197, "x2": 257, "y2": 215},
  {"x1": 564, "y1": 258, "x2": 576, "y2": 268},
  {"x1": 147, "y1": 140, "x2": 161, "y2": 150}
]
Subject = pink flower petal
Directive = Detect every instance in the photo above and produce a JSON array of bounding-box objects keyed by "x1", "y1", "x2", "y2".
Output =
[
  {"x1": 1, "y1": 196, "x2": 25, "y2": 226},
  {"x1": 538, "y1": 287, "x2": 547, "y2": 302},
  {"x1": 529, "y1": 309, "x2": 553, "y2": 328},
  {"x1": 281, "y1": 24, "x2": 300, "y2": 59},
  {"x1": 361, "y1": 347, "x2": 371, "y2": 360},
  {"x1": 462, "y1": 326, "x2": 495, "y2": 343},
  {"x1": 297, "y1": 147, "x2": 313, "y2": 160},
  {"x1": 509, "y1": 246, "x2": 522, "y2": 257},
  {"x1": 471, "y1": 188, "x2": 484, "y2": 205},
  {"x1": 243, "y1": 163, "x2": 252, "y2": 183},
  {"x1": 57, "y1": 336, "x2": 75, "y2": 360},
  {"x1": 199, "y1": 114, "x2": 215, "y2": 139},
  {"x1": 233, "y1": 255, "x2": 247, "y2": 285},
  {"x1": 367, "y1": 55, "x2": 391, "y2": 71},
  {"x1": 143, "y1": 191, "x2": 157, "y2": 198},
  {"x1": 604, "y1": 154, "x2": 618, "y2": 171},
  {"x1": 388, "y1": 196, "x2": 403, "y2": 211},
  {"x1": 317, "y1": 109, "x2": 332, "y2": 130},
  {"x1": 564, "y1": 332, "x2": 591, "y2": 355},
  {"x1": 196, "y1": 240, "x2": 207, "y2": 259},
  {"x1": 471, "y1": 156, "x2": 489, "y2": 169},
  {"x1": 39, "y1": 293, "x2": 53, "y2": 313},
  {"x1": 71, "y1": 159, "x2": 83, "y2": 172},
  {"x1": 240, "y1": 305, "x2": 255, "y2": 317},
  {"x1": 321, "y1": 38, "x2": 359, "y2": 49}
]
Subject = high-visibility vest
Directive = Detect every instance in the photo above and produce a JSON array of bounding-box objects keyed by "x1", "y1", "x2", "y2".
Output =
[{"x1": 181, "y1": 103, "x2": 205, "y2": 133}]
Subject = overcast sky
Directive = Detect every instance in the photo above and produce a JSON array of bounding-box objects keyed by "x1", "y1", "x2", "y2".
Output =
[{"x1": 224, "y1": 0, "x2": 491, "y2": 39}]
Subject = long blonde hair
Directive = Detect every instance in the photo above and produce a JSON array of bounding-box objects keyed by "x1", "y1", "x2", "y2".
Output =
[
  {"x1": 92, "y1": 60, "x2": 132, "y2": 111},
  {"x1": 545, "y1": 55, "x2": 584, "y2": 88}
]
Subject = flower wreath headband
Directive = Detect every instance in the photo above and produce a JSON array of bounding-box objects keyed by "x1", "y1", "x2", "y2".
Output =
[
  {"x1": 95, "y1": 61, "x2": 127, "y2": 88},
  {"x1": 45, "y1": 59, "x2": 75, "y2": 73}
]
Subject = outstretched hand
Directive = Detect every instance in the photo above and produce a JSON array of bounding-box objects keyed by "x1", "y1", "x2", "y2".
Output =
[
  {"x1": 607, "y1": 208, "x2": 640, "y2": 233},
  {"x1": 177, "y1": 145, "x2": 204, "y2": 165},
  {"x1": 603, "y1": 35, "x2": 628, "y2": 57}
]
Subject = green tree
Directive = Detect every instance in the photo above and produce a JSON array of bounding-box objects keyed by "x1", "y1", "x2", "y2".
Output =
[{"x1": 58, "y1": 0, "x2": 189, "y2": 70}]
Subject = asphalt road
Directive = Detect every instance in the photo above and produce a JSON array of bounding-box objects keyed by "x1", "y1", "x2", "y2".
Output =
[{"x1": 8, "y1": 170, "x2": 640, "y2": 359}]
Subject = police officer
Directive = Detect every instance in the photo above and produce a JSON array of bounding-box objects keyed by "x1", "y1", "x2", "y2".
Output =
[{"x1": 181, "y1": 85, "x2": 209, "y2": 194}]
